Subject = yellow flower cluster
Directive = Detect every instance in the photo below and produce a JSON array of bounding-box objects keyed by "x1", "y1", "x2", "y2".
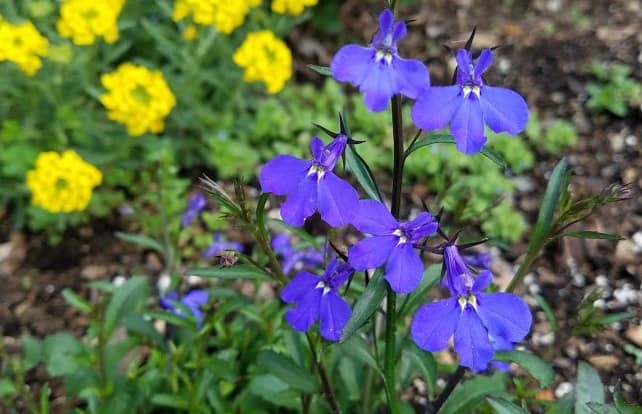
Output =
[
  {"x1": 27, "y1": 150, "x2": 102, "y2": 213},
  {"x1": 233, "y1": 31, "x2": 292, "y2": 94},
  {"x1": 172, "y1": 0, "x2": 260, "y2": 34},
  {"x1": 100, "y1": 63, "x2": 176, "y2": 137},
  {"x1": 57, "y1": 0, "x2": 126, "y2": 46},
  {"x1": 0, "y1": 17, "x2": 49, "y2": 76},
  {"x1": 271, "y1": 0, "x2": 318, "y2": 15}
]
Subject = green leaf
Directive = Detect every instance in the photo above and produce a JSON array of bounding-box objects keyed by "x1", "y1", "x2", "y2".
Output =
[
  {"x1": 586, "y1": 402, "x2": 619, "y2": 414},
  {"x1": 248, "y1": 374, "x2": 300, "y2": 409},
  {"x1": 0, "y1": 378, "x2": 17, "y2": 398},
  {"x1": 151, "y1": 394, "x2": 189, "y2": 409},
  {"x1": 115, "y1": 231, "x2": 164, "y2": 254},
  {"x1": 257, "y1": 350, "x2": 318, "y2": 393},
  {"x1": 546, "y1": 391, "x2": 575, "y2": 414},
  {"x1": 341, "y1": 269, "x2": 387, "y2": 342},
  {"x1": 494, "y1": 350, "x2": 554, "y2": 387},
  {"x1": 146, "y1": 310, "x2": 195, "y2": 328},
  {"x1": 308, "y1": 64, "x2": 332, "y2": 76},
  {"x1": 575, "y1": 361, "x2": 605, "y2": 414},
  {"x1": 43, "y1": 333, "x2": 84, "y2": 377},
  {"x1": 529, "y1": 158, "x2": 569, "y2": 251},
  {"x1": 561, "y1": 231, "x2": 624, "y2": 241},
  {"x1": 404, "y1": 133, "x2": 507, "y2": 169},
  {"x1": 256, "y1": 192, "x2": 270, "y2": 243},
  {"x1": 345, "y1": 143, "x2": 382, "y2": 201},
  {"x1": 487, "y1": 396, "x2": 530, "y2": 414},
  {"x1": 104, "y1": 276, "x2": 149, "y2": 338},
  {"x1": 439, "y1": 371, "x2": 507, "y2": 414},
  {"x1": 22, "y1": 335, "x2": 43, "y2": 370},
  {"x1": 187, "y1": 265, "x2": 271, "y2": 281},
  {"x1": 61, "y1": 288, "x2": 92, "y2": 313},
  {"x1": 614, "y1": 388, "x2": 642, "y2": 414},
  {"x1": 407, "y1": 343, "x2": 437, "y2": 398},
  {"x1": 338, "y1": 336, "x2": 383, "y2": 376}
]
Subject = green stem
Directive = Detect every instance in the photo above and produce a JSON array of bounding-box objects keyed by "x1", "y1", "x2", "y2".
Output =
[
  {"x1": 306, "y1": 334, "x2": 341, "y2": 414},
  {"x1": 506, "y1": 244, "x2": 543, "y2": 293},
  {"x1": 384, "y1": 94, "x2": 405, "y2": 413}
]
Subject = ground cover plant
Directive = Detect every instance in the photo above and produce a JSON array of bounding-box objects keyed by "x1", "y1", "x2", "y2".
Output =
[{"x1": 1, "y1": 0, "x2": 641, "y2": 413}]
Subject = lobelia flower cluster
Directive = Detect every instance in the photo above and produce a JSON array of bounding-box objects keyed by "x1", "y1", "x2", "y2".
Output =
[{"x1": 259, "y1": 8, "x2": 532, "y2": 371}]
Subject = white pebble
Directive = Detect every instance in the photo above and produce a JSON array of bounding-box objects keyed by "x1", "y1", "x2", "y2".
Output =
[
  {"x1": 157, "y1": 273, "x2": 171, "y2": 293},
  {"x1": 113, "y1": 275, "x2": 126, "y2": 287},
  {"x1": 555, "y1": 382, "x2": 574, "y2": 398},
  {"x1": 613, "y1": 283, "x2": 639, "y2": 304},
  {"x1": 595, "y1": 275, "x2": 609, "y2": 287}
]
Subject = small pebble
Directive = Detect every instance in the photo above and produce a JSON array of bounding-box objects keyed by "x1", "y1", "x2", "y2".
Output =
[
  {"x1": 595, "y1": 275, "x2": 609, "y2": 287},
  {"x1": 113, "y1": 275, "x2": 126, "y2": 287},
  {"x1": 613, "y1": 283, "x2": 638, "y2": 304},
  {"x1": 555, "y1": 382, "x2": 573, "y2": 398},
  {"x1": 157, "y1": 273, "x2": 171, "y2": 292}
]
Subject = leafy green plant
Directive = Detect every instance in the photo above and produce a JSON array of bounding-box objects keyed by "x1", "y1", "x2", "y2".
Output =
[{"x1": 586, "y1": 61, "x2": 642, "y2": 117}]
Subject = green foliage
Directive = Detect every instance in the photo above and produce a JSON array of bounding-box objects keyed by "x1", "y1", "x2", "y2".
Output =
[{"x1": 586, "y1": 61, "x2": 642, "y2": 117}]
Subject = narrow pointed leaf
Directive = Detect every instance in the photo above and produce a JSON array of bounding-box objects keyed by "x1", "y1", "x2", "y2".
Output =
[
  {"x1": 575, "y1": 361, "x2": 605, "y2": 414},
  {"x1": 494, "y1": 350, "x2": 554, "y2": 387},
  {"x1": 187, "y1": 265, "x2": 271, "y2": 281},
  {"x1": 439, "y1": 371, "x2": 507, "y2": 414},
  {"x1": 308, "y1": 64, "x2": 332, "y2": 76},
  {"x1": 115, "y1": 232, "x2": 164, "y2": 254},
  {"x1": 404, "y1": 133, "x2": 507, "y2": 169},
  {"x1": 561, "y1": 231, "x2": 623, "y2": 241},
  {"x1": 345, "y1": 143, "x2": 382, "y2": 201},
  {"x1": 104, "y1": 276, "x2": 149, "y2": 338},
  {"x1": 487, "y1": 396, "x2": 530, "y2": 414},
  {"x1": 341, "y1": 269, "x2": 386, "y2": 341},
  {"x1": 529, "y1": 158, "x2": 570, "y2": 251},
  {"x1": 257, "y1": 350, "x2": 318, "y2": 393}
]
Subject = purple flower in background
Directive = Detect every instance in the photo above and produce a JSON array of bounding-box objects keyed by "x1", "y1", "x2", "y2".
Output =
[
  {"x1": 280, "y1": 259, "x2": 353, "y2": 341},
  {"x1": 348, "y1": 199, "x2": 437, "y2": 294},
  {"x1": 330, "y1": 9, "x2": 430, "y2": 112},
  {"x1": 160, "y1": 290, "x2": 209, "y2": 327},
  {"x1": 411, "y1": 246, "x2": 532, "y2": 371},
  {"x1": 412, "y1": 48, "x2": 529, "y2": 154},
  {"x1": 272, "y1": 234, "x2": 324, "y2": 274},
  {"x1": 259, "y1": 134, "x2": 359, "y2": 227},
  {"x1": 203, "y1": 232, "x2": 243, "y2": 258},
  {"x1": 181, "y1": 193, "x2": 207, "y2": 227},
  {"x1": 464, "y1": 252, "x2": 492, "y2": 270}
]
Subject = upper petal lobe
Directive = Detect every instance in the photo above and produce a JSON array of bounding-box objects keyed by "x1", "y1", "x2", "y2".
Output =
[{"x1": 260, "y1": 155, "x2": 312, "y2": 195}]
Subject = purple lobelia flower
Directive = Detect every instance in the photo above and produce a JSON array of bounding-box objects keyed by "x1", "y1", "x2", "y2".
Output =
[
  {"x1": 271, "y1": 234, "x2": 324, "y2": 275},
  {"x1": 464, "y1": 252, "x2": 492, "y2": 270},
  {"x1": 410, "y1": 245, "x2": 532, "y2": 371},
  {"x1": 202, "y1": 232, "x2": 243, "y2": 258},
  {"x1": 181, "y1": 193, "x2": 207, "y2": 227},
  {"x1": 348, "y1": 199, "x2": 438, "y2": 294},
  {"x1": 411, "y1": 48, "x2": 529, "y2": 154},
  {"x1": 259, "y1": 134, "x2": 359, "y2": 227},
  {"x1": 330, "y1": 9, "x2": 430, "y2": 112},
  {"x1": 280, "y1": 258, "x2": 353, "y2": 341},
  {"x1": 160, "y1": 290, "x2": 209, "y2": 327}
]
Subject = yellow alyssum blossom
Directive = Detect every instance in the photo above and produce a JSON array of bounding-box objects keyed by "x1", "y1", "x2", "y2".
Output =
[
  {"x1": 100, "y1": 63, "x2": 176, "y2": 137},
  {"x1": 57, "y1": 0, "x2": 125, "y2": 46},
  {"x1": 172, "y1": 0, "x2": 260, "y2": 34},
  {"x1": 26, "y1": 150, "x2": 102, "y2": 213},
  {"x1": 182, "y1": 24, "x2": 197, "y2": 41},
  {"x1": 0, "y1": 18, "x2": 49, "y2": 76},
  {"x1": 233, "y1": 31, "x2": 292, "y2": 94},
  {"x1": 271, "y1": 0, "x2": 318, "y2": 15}
]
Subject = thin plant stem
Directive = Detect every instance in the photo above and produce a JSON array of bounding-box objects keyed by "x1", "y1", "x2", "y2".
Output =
[
  {"x1": 429, "y1": 366, "x2": 466, "y2": 413},
  {"x1": 384, "y1": 94, "x2": 405, "y2": 413},
  {"x1": 306, "y1": 333, "x2": 341, "y2": 414}
]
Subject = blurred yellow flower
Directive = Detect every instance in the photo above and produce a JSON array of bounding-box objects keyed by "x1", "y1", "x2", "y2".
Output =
[
  {"x1": 0, "y1": 18, "x2": 49, "y2": 76},
  {"x1": 100, "y1": 63, "x2": 176, "y2": 137},
  {"x1": 172, "y1": 0, "x2": 260, "y2": 34},
  {"x1": 233, "y1": 31, "x2": 292, "y2": 94},
  {"x1": 271, "y1": 0, "x2": 317, "y2": 15},
  {"x1": 182, "y1": 24, "x2": 197, "y2": 41},
  {"x1": 27, "y1": 150, "x2": 102, "y2": 213},
  {"x1": 56, "y1": 0, "x2": 125, "y2": 45}
]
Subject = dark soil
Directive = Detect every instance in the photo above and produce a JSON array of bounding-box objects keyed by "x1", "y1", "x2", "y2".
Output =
[{"x1": 2, "y1": 0, "x2": 641, "y2": 411}]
